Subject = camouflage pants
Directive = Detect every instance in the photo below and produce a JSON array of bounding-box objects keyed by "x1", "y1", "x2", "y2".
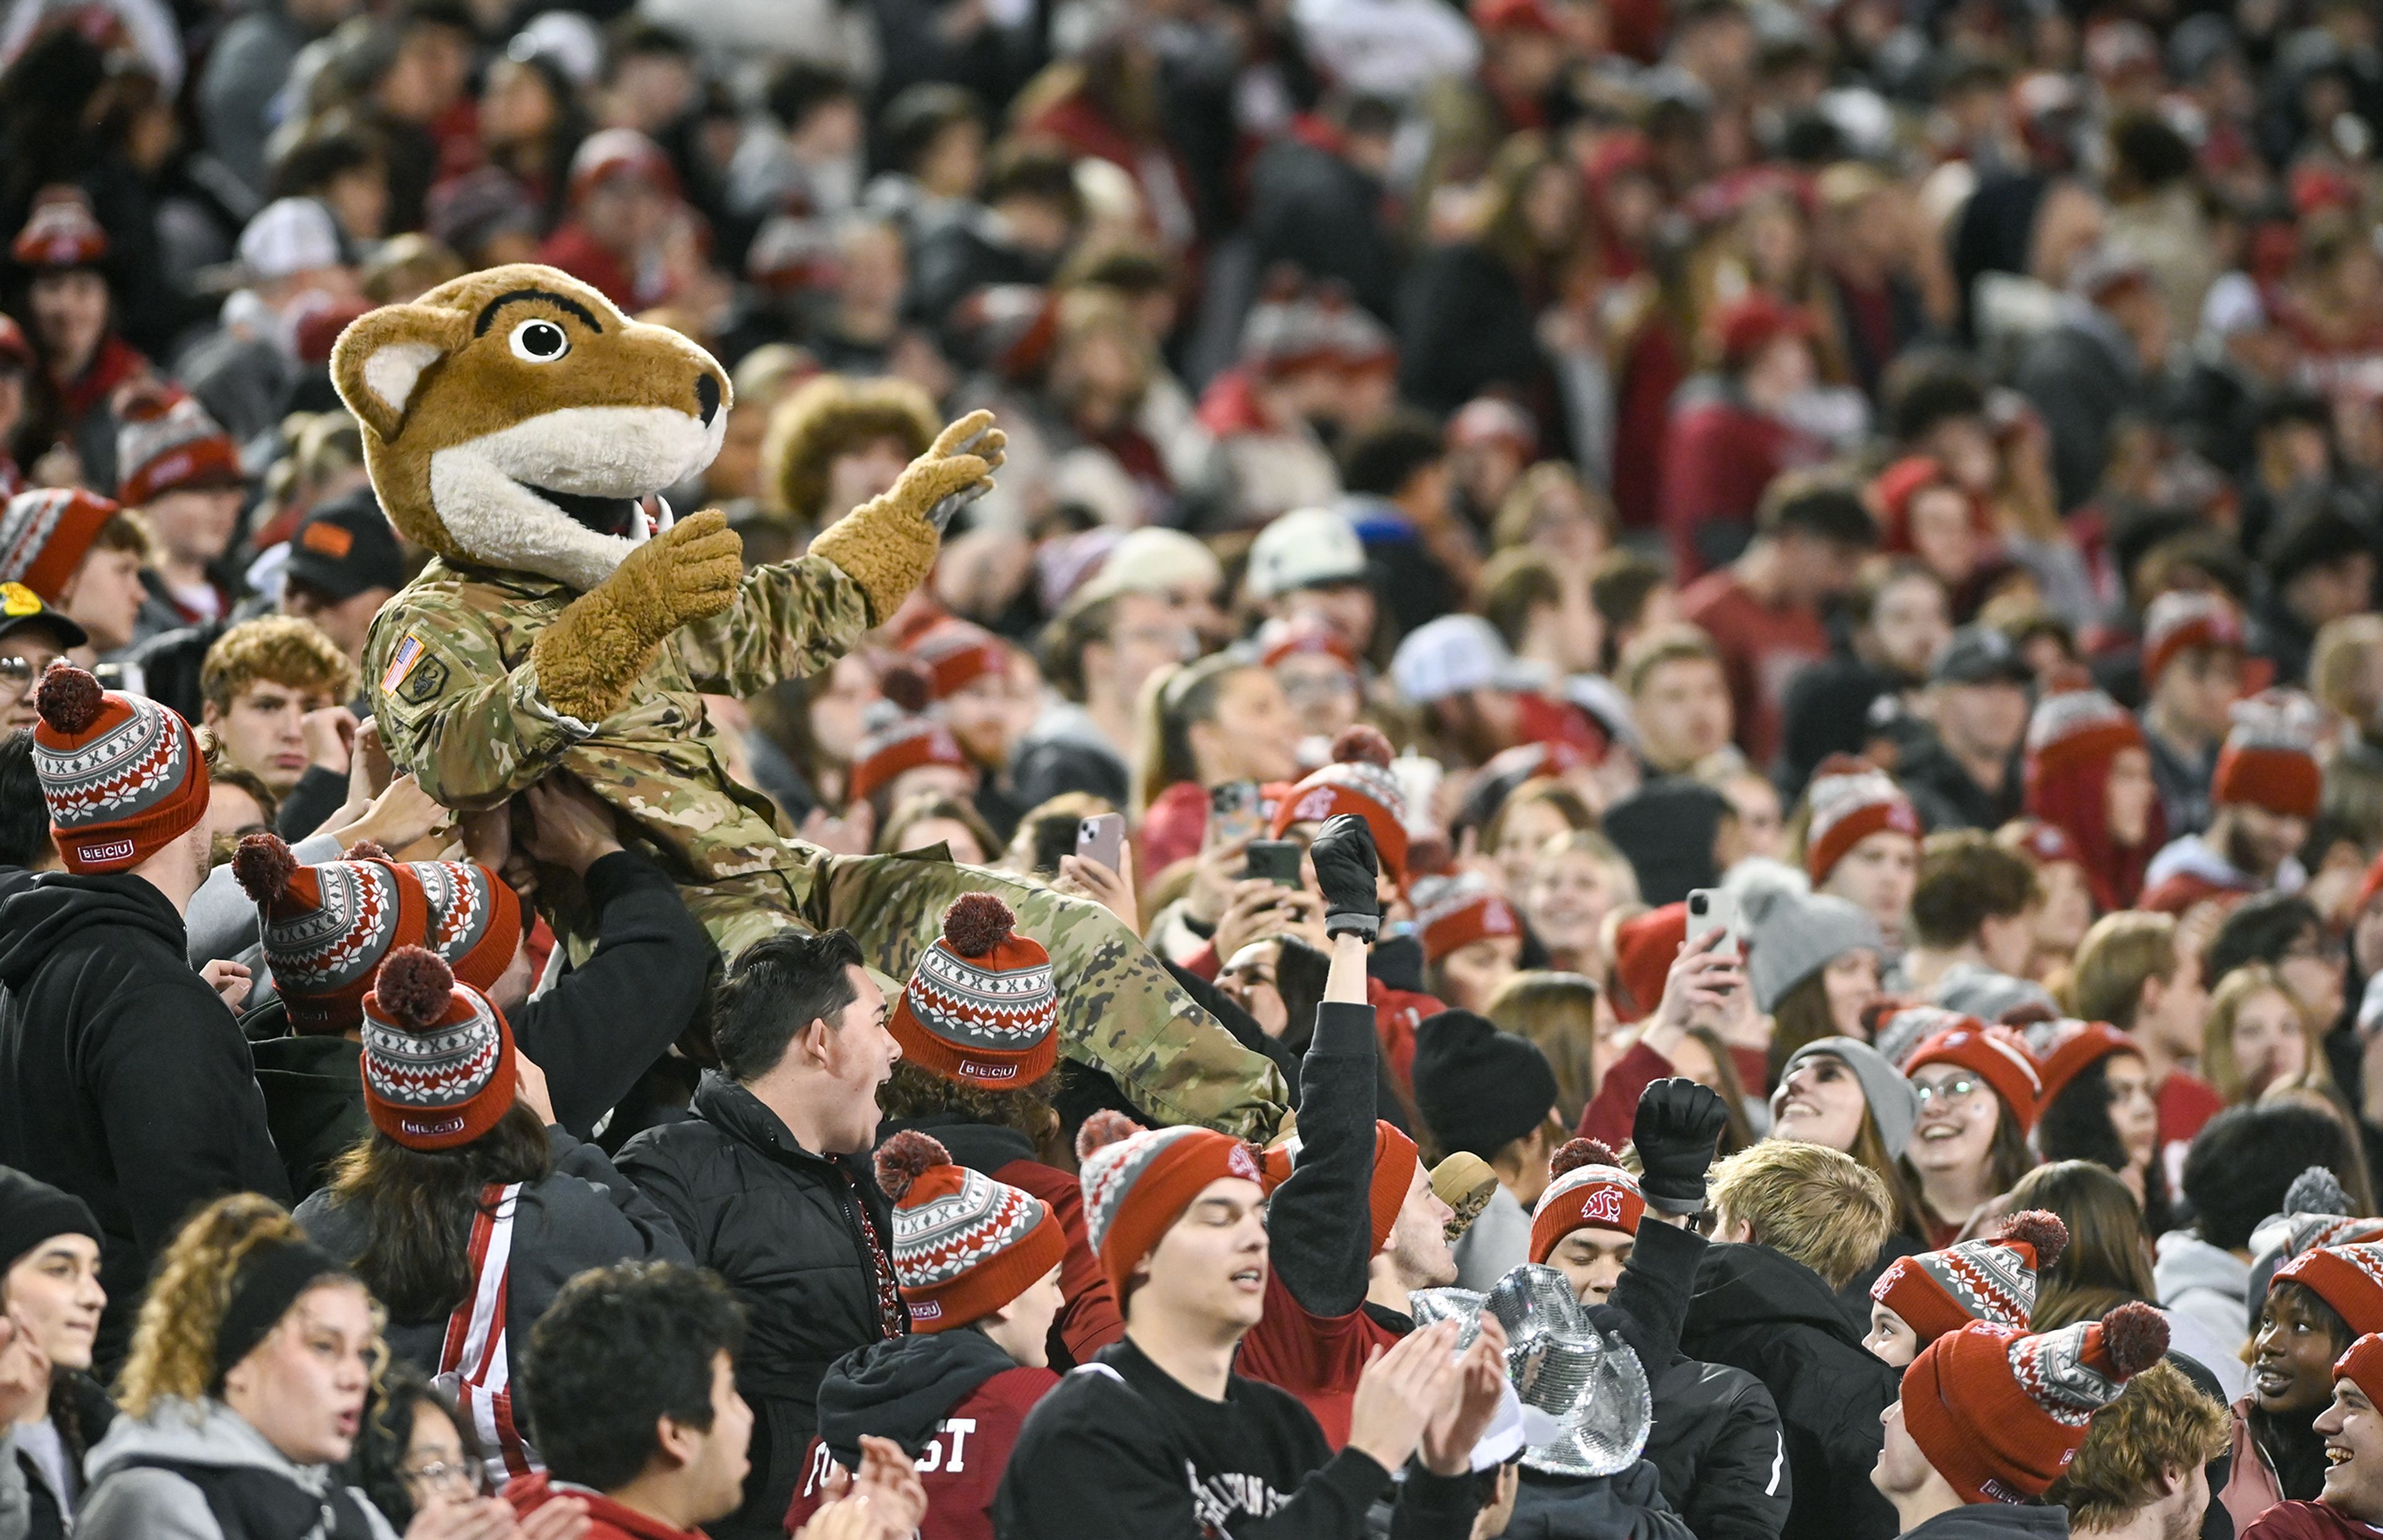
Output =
[{"x1": 585, "y1": 843, "x2": 1290, "y2": 1139}]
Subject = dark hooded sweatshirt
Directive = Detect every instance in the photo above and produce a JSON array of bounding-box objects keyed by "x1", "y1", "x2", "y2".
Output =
[
  {"x1": 1900, "y1": 1504, "x2": 2071, "y2": 1540},
  {"x1": 1678, "y1": 1242, "x2": 1901, "y2": 1540},
  {"x1": 784, "y1": 1330, "x2": 1057, "y2": 1540},
  {"x1": 0, "y1": 872, "x2": 288, "y2": 1372}
]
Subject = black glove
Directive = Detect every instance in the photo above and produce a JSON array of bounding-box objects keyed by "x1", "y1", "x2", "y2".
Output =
[
  {"x1": 1633, "y1": 1077, "x2": 1730, "y2": 1214},
  {"x1": 1309, "y1": 813, "x2": 1381, "y2": 941}
]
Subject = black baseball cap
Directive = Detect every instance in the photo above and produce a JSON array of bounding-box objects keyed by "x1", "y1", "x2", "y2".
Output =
[
  {"x1": 1931, "y1": 625, "x2": 2032, "y2": 686},
  {"x1": 284, "y1": 489, "x2": 406, "y2": 600},
  {"x1": 0, "y1": 581, "x2": 89, "y2": 651}
]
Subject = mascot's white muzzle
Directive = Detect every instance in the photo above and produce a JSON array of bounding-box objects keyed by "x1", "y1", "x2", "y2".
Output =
[{"x1": 428, "y1": 403, "x2": 730, "y2": 593}]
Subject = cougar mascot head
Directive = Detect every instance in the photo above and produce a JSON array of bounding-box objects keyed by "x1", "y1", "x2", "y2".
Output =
[{"x1": 330, "y1": 264, "x2": 730, "y2": 593}]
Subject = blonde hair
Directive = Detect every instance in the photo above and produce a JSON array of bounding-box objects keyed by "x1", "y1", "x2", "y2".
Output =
[
  {"x1": 1618, "y1": 623, "x2": 1723, "y2": 702},
  {"x1": 119, "y1": 1193, "x2": 381, "y2": 1420},
  {"x1": 2041, "y1": 1361, "x2": 2230, "y2": 1532},
  {"x1": 1707, "y1": 1140, "x2": 1892, "y2": 1290},
  {"x1": 2068, "y1": 911, "x2": 2179, "y2": 1031},
  {"x1": 199, "y1": 616, "x2": 359, "y2": 715},
  {"x1": 2309, "y1": 614, "x2": 2383, "y2": 723},
  {"x1": 2203, "y1": 964, "x2": 2331, "y2": 1105}
]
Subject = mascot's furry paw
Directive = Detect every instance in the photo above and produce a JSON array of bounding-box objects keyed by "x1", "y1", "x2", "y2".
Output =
[
  {"x1": 810, "y1": 409, "x2": 1003, "y2": 621},
  {"x1": 531, "y1": 509, "x2": 743, "y2": 723}
]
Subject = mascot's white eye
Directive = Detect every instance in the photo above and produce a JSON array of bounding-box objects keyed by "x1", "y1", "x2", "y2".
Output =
[{"x1": 509, "y1": 320, "x2": 570, "y2": 363}]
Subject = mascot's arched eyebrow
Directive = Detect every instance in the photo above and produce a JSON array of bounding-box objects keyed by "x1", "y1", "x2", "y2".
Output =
[{"x1": 472, "y1": 287, "x2": 605, "y2": 338}]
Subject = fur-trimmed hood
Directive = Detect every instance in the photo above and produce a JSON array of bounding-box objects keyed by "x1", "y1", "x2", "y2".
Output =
[{"x1": 330, "y1": 264, "x2": 732, "y2": 593}]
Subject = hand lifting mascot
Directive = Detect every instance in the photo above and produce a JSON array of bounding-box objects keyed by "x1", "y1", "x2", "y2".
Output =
[{"x1": 330, "y1": 265, "x2": 1285, "y2": 1137}]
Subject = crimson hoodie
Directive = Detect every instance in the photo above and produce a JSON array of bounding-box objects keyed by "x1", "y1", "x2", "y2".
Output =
[
  {"x1": 506, "y1": 1472, "x2": 706, "y2": 1540},
  {"x1": 783, "y1": 1330, "x2": 1056, "y2": 1540}
]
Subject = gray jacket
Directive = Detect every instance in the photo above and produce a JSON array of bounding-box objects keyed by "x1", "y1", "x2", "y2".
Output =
[{"x1": 76, "y1": 1397, "x2": 398, "y2": 1540}]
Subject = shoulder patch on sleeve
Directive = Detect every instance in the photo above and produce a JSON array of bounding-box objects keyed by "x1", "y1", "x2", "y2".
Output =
[
  {"x1": 379, "y1": 633, "x2": 428, "y2": 694},
  {"x1": 401, "y1": 655, "x2": 450, "y2": 704}
]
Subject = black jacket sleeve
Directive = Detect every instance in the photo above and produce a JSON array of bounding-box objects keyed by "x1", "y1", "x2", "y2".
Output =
[
  {"x1": 545, "y1": 1126, "x2": 693, "y2": 1262},
  {"x1": 1268, "y1": 1000, "x2": 1382, "y2": 1319},
  {"x1": 1384, "y1": 1470, "x2": 1484, "y2": 1540},
  {"x1": 514, "y1": 851, "x2": 714, "y2": 1137},
  {"x1": 1602, "y1": 1218, "x2": 1706, "y2": 1371},
  {"x1": 274, "y1": 765, "x2": 351, "y2": 841}
]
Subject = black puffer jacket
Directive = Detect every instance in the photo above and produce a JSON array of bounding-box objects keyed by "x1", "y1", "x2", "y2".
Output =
[
  {"x1": 1678, "y1": 1243, "x2": 1901, "y2": 1540},
  {"x1": 0, "y1": 873, "x2": 288, "y2": 1373},
  {"x1": 616, "y1": 1073, "x2": 904, "y2": 1540},
  {"x1": 1641, "y1": 1354, "x2": 1792, "y2": 1540}
]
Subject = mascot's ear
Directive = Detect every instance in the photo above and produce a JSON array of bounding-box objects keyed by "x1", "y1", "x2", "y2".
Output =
[{"x1": 331, "y1": 303, "x2": 472, "y2": 442}]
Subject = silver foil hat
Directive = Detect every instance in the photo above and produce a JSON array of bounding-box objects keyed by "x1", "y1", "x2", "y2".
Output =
[{"x1": 1409, "y1": 1263, "x2": 1653, "y2": 1477}]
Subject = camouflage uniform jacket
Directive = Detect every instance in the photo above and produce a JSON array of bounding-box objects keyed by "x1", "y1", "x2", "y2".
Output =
[{"x1": 364, "y1": 551, "x2": 867, "y2": 882}]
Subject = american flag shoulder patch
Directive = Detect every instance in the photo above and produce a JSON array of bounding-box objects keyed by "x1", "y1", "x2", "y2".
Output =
[{"x1": 380, "y1": 634, "x2": 428, "y2": 695}]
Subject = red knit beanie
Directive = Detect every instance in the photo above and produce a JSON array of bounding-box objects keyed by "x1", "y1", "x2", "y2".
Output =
[
  {"x1": 1611, "y1": 904, "x2": 1687, "y2": 1025},
  {"x1": 408, "y1": 859, "x2": 524, "y2": 998},
  {"x1": 1260, "y1": 1120, "x2": 1419, "y2": 1255},
  {"x1": 2033, "y1": 1021, "x2": 2137, "y2": 1111},
  {"x1": 848, "y1": 666, "x2": 971, "y2": 803},
  {"x1": 360, "y1": 947, "x2": 518, "y2": 1152},
  {"x1": 1529, "y1": 1139, "x2": 1647, "y2": 1263},
  {"x1": 2140, "y1": 591, "x2": 2245, "y2": 686},
  {"x1": 1904, "y1": 1024, "x2": 2045, "y2": 1136},
  {"x1": 30, "y1": 664, "x2": 210, "y2": 874},
  {"x1": 2276, "y1": 1245, "x2": 2383, "y2": 1338},
  {"x1": 874, "y1": 1130, "x2": 1067, "y2": 1332},
  {"x1": 1414, "y1": 874, "x2": 1524, "y2": 965},
  {"x1": 1900, "y1": 1303, "x2": 2170, "y2": 1503},
  {"x1": 2336, "y1": 1333, "x2": 2383, "y2": 1408},
  {"x1": 1077, "y1": 1112, "x2": 1264, "y2": 1299},
  {"x1": 909, "y1": 620, "x2": 1009, "y2": 701},
  {"x1": 2023, "y1": 670, "x2": 2161, "y2": 911},
  {"x1": 0, "y1": 487, "x2": 120, "y2": 604},
  {"x1": 1272, "y1": 725, "x2": 1410, "y2": 884},
  {"x1": 1872, "y1": 1211, "x2": 2068, "y2": 1347},
  {"x1": 115, "y1": 393, "x2": 243, "y2": 507},
  {"x1": 1803, "y1": 754, "x2": 1922, "y2": 885},
  {"x1": 235, "y1": 834, "x2": 431, "y2": 1034},
  {"x1": 891, "y1": 893, "x2": 1058, "y2": 1088},
  {"x1": 2211, "y1": 689, "x2": 2323, "y2": 820}
]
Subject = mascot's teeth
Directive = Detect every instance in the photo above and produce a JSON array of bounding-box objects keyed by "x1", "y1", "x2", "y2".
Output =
[{"x1": 654, "y1": 495, "x2": 675, "y2": 532}]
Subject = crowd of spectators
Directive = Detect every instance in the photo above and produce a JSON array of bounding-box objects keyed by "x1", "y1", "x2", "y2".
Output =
[{"x1": 4, "y1": 0, "x2": 2383, "y2": 1534}]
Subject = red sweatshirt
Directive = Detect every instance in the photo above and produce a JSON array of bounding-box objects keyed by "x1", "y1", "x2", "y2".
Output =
[
  {"x1": 781, "y1": 1366, "x2": 1057, "y2": 1540},
  {"x1": 991, "y1": 1156, "x2": 1124, "y2": 1365},
  {"x1": 1233, "y1": 1269, "x2": 1403, "y2": 1448},
  {"x1": 505, "y1": 1472, "x2": 704, "y2": 1540}
]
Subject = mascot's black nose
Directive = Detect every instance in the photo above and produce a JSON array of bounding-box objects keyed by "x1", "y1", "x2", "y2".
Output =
[{"x1": 695, "y1": 373, "x2": 722, "y2": 428}]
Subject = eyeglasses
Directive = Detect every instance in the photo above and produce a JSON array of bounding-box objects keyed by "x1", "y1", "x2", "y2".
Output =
[
  {"x1": 400, "y1": 1459, "x2": 483, "y2": 1499},
  {"x1": 0, "y1": 656, "x2": 34, "y2": 704},
  {"x1": 1911, "y1": 1076, "x2": 1983, "y2": 1104}
]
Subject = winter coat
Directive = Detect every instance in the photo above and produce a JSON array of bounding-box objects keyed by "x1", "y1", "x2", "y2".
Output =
[
  {"x1": 0, "y1": 873, "x2": 288, "y2": 1372},
  {"x1": 1641, "y1": 1354, "x2": 1792, "y2": 1540},
  {"x1": 616, "y1": 1073, "x2": 905, "y2": 1540},
  {"x1": 1678, "y1": 1243, "x2": 1901, "y2": 1540},
  {"x1": 1504, "y1": 1461, "x2": 1694, "y2": 1540},
  {"x1": 2155, "y1": 1231, "x2": 2253, "y2": 1366},
  {"x1": 2012, "y1": 307, "x2": 2146, "y2": 513},
  {"x1": 876, "y1": 1114, "x2": 1121, "y2": 1368},
  {"x1": 9, "y1": 1374, "x2": 110, "y2": 1540},
  {"x1": 251, "y1": 1032, "x2": 369, "y2": 1203},
  {"x1": 785, "y1": 1331, "x2": 1056, "y2": 1540},
  {"x1": 296, "y1": 1124, "x2": 689, "y2": 1374},
  {"x1": 76, "y1": 1397, "x2": 398, "y2": 1540},
  {"x1": 1396, "y1": 244, "x2": 1544, "y2": 419},
  {"x1": 1248, "y1": 134, "x2": 1401, "y2": 322}
]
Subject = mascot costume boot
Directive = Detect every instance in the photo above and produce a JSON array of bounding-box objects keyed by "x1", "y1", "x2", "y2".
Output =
[{"x1": 331, "y1": 266, "x2": 1285, "y2": 1135}]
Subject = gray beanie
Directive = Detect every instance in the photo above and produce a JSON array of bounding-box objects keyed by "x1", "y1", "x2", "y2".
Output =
[
  {"x1": 1772, "y1": 1037, "x2": 1920, "y2": 1158},
  {"x1": 1743, "y1": 884, "x2": 1886, "y2": 1013}
]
